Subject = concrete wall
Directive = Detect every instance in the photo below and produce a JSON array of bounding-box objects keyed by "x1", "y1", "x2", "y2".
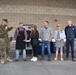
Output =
[{"x1": 0, "y1": 0, "x2": 76, "y2": 36}]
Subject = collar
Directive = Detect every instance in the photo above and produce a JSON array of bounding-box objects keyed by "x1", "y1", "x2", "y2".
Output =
[
  {"x1": 44, "y1": 27, "x2": 49, "y2": 29},
  {"x1": 67, "y1": 25, "x2": 74, "y2": 28}
]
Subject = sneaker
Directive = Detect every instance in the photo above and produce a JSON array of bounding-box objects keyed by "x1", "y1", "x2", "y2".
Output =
[
  {"x1": 7, "y1": 57, "x2": 12, "y2": 62},
  {"x1": 1, "y1": 59, "x2": 5, "y2": 64},
  {"x1": 33, "y1": 57, "x2": 37, "y2": 62},
  {"x1": 61, "y1": 58, "x2": 63, "y2": 61},
  {"x1": 31, "y1": 57, "x2": 35, "y2": 61},
  {"x1": 54, "y1": 58, "x2": 57, "y2": 61}
]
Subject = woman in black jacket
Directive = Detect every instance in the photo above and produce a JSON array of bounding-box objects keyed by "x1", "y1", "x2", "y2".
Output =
[{"x1": 30, "y1": 25, "x2": 39, "y2": 62}]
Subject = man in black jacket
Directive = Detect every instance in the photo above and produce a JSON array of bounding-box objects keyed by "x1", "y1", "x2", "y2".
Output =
[{"x1": 64, "y1": 20, "x2": 76, "y2": 61}]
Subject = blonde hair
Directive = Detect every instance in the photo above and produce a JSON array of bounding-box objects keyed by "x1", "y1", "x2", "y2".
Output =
[
  {"x1": 57, "y1": 24, "x2": 61, "y2": 27},
  {"x1": 57, "y1": 24, "x2": 62, "y2": 32}
]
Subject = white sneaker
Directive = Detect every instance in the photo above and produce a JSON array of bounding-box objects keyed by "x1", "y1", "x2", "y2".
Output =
[
  {"x1": 31, "y1": 57, "x2": 35, "y2": 61},
  {"x1": 33, "y1": 57, "x2": 37, "y2": 62}
]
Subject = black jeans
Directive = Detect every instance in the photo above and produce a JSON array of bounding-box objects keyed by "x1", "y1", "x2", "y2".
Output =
[
  {"x1": 32, "y1": 44, "x2": 38, "y2": 57},
  {"x1": 66, "y1": 39, "x2": 74, "y2": 58}
]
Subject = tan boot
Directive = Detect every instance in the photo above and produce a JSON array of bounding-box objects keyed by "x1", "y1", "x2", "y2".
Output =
[
  {"x1": 61, "y1": 58, "x2": 63, "y2": 61},
  {"x1": 7, "y1": 57, "x2": 12, "y2": 62},
  {"x1": 54, "y1": 58, "x2": 57, "y2": 61},
  {"x1": 1, "y1": 59, "x2": 5, "y2": 64}
]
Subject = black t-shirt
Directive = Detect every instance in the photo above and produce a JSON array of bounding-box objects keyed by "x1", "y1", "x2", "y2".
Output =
[{"x1": 68, "y1": 26, "x2": 72, "y2": 38}]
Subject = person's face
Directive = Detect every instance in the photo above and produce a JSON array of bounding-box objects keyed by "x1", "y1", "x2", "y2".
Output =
[
  {"x1": 44, "y1": 22, "x2": 48, "y2": 28},
  {"x1": 67, "y1": 21, "x2": 72, "y2": 26},
  {"x1": 57, "y1": 26, "x2": 61, "y2": 31},
  {"x1": 31, "y1": 28, "x2": 34, "y2": 31},
  {"x1": 19, "y1": 24, "x2": 23, "y2": 27},
  {"x1": 2, "y1": 21, "x2": 7, "y2": 26}
]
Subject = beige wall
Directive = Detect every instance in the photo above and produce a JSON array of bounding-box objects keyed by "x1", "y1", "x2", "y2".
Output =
[{"x1": 0, "y1": 0, "x2": 76, "y2": 36}]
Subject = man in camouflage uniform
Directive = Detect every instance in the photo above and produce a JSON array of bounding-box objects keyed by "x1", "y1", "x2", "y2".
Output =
[{"x1": 0, "y1": 19, "x2": 13, "y2": 64}]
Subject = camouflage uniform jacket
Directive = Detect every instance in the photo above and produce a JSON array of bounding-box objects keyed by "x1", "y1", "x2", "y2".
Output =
[
  {"x1": 0, "y1": 25, "x2": 13, "y2": 56},
  {"x1": 0, "y1": 25, "x2": 13, "y2": 42}
]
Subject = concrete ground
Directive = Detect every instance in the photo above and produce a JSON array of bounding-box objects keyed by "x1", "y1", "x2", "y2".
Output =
[{"x1": 0, "y1": 53, "x2": 76, "y2": 75}]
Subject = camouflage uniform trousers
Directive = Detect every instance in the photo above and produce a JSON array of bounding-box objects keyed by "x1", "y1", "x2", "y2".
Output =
[
  {"x1": 5, "y1": 39, "x2": 11, "y2": 58},
  {"x1": 0, "y1": 38, "x2": 6, "y2": 59},
  {"x1": 0, "y1": 38, "x2": 11, "y2": 59}
]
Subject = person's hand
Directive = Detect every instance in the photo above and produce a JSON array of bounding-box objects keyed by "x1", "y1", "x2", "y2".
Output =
[
  {"x1": 23, "y1": 40, "x2": 26, "y2": 42},
  {"x1": 40, "y1": 36, "x2": 42, "y2": 40},
  {"x1": 27, "y1": 29, "x2": 32, "y2": 31},
  {"x1": 18, "y1": 34, "x2": 20, "y2": 36},
  {"x1": 48, "y1": 37, "x2": 52, "y2": 42},
  {"x1": 59, "y1": 39, "x2": 61, "y2": 41},
  {"x1": 48, "y1": 36, "x2": 52, "y2": 42},
  {"x1": 13, "y1": 26, "x2": 17, "y2": 29},
  {"x1": 5, "y1": 26, "x2": 8, "y2": 30},
  {"x1": 56, "y1": 39, "x2": 61, "y2": 41},
  {"x1": 48, "y1": 39, "x2": 51, "y2": 42}
]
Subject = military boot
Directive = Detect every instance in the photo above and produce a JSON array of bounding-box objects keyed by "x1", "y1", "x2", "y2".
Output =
[
  {"x1": 7, "y1": 57, "x2": 12, "y2": 62},
  {"x1": 1, "y1": 59, "x2": 5, "y2": 64}
]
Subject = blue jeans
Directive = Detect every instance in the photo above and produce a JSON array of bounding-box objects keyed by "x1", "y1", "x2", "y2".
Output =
[
  {"x1": 41, "y1": 41, "x2": 51, "y2": 58},
  {"x1": 66, "y1": 39, "x2": 74, "y2": 58},
  {"x1": 16, "y1": 49, "x2": 26, "y2": 60}
]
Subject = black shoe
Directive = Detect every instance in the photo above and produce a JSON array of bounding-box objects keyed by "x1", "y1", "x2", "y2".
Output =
[
  {"x1": 72, "y1": 58, "x2": 75, "y2": 62},
  {"x1": 48, "y1": 58, "x2": 51, "y2": 61},
  {"x1": 40, "y1": 58, "x2": 44, "y2": 61},
  {"x1": 64, "y1": 58, "x2": 68, "y2": 61},
  {"x1": 15, "y1": 59, "x2": 19, "y2": 61},
  {"x1": 23, "y1": 59, "x2": 27, "y2": 61}
]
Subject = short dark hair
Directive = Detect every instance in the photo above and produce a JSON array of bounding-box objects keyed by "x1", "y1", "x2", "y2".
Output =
[
  {"x1": 2, "y1": 19, "x2": 8, "y2": 23},
  {"x1": 19, "y1": 22, "x2": 24, "y2": 25},
  {"x1": 32, "y1": 25, "x2": 37, "y2": 29},
  {"x1": 45, "y1": 21, "x2": 49, "y2": 24}
]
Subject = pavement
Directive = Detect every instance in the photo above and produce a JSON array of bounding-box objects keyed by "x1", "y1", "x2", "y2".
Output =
[{"x1": 0, "y1": 53, "x2": 76, "y2": 75}]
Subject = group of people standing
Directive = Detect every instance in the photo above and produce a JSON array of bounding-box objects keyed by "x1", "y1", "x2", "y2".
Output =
[
  {"x1": 0, "y1": 19, "x2": 76, "y2": 64},
  {"x1": 14, "y1": 23, "x2": 39, "y2": 62}
]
